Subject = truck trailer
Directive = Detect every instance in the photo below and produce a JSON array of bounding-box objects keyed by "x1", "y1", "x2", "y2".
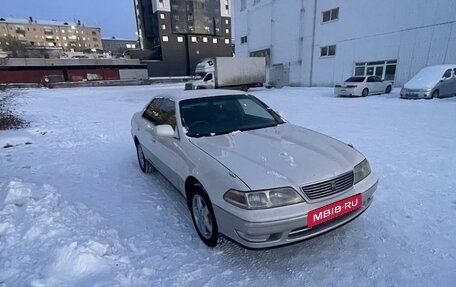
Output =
[{"x1": 188, "y1": 57, "x2": 266, "y2": 91}]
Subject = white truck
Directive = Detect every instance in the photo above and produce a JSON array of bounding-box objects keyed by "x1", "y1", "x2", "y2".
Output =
[{"x1": 188, "y1": 57, "x2": 265, "y2": 91}]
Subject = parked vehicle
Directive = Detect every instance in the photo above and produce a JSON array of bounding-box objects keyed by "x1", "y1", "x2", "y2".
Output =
[
  {"x1": 400, "y1": 65, "x2": 456, "y2": 99},
  {"x1": 188, "y1": 57, "x2": 265, "y2": 91},
  {"x1": 334, "y1": 76, "x2": 393, "y2": 97},
  {"x1": 131, "y1": 90, "x2": 378, "y2": 249}
]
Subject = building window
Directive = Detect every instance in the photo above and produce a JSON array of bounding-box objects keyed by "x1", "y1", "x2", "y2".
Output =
[
  {"x1": 177, "y1": 36, "x2": 183, "y2": 42},
  {"x1": 213, "y1": 38, "x2": 218, "y2": 44},
  {"x1": 320, "y1": 45, "x2": 336, "y2": 57},
  {"x1": 160, "y1": 13, "x2": 165, "y2": 19},
  {"x1": 240, "y1": 0, "x2": 246, "y2": 11},
  {"x1": 241, "y1": 36, "x2": 248, "y2": 44},
  {"x1": 92, "y1": 31, "x2": 97, "y2": 35},
  {"x1": 92, "y1": 37, "x2": 98, "y2": 41},
  {"x1": 226, "y1": 28, "x2": 229, "y2": 34},
  {"x1": 162, "y1": 36, "x2": 169, "y2": 42},
  {"x1": 203, "y1": 37, "x2": 208, "y2": 43},
  {"x1": 161, "y1": 24, "x2": 166, "y2": 30},
  {"x1": 225, "y1": 39, "x2": 230, "y2": 44},
  {"x1": 191, "y1": 36, "x2": 197, "y2": 42},
  {"x1": 322, "y1": 7, "x2": 339, "y2": 23},
  {"x1": 354, "y1": 60, "x2": 397, "y2": 81},
  {"x1": 225, "y1": 19, "x2": 229, "y2": 24}
]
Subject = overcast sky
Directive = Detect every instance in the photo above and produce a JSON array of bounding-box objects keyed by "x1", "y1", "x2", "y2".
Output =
[{"x1": 1, "y1": 0, "x2": 137, "y2": 39}]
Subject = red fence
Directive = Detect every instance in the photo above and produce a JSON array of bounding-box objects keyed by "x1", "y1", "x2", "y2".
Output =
[{"x1": 0, "y1": 67, "x2": 120, "y2": 84}]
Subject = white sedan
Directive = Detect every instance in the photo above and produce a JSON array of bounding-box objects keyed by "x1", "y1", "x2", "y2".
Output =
[
  {"x1": 334, "y1": 76, "x2": 393, "y2": 97},
  {"x1": 131, "y1": 90, "x2": 378, "y2": 248}
]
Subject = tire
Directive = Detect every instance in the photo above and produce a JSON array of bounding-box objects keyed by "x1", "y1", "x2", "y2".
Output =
[
  {"x1": 362, "y1": 88, "x2": 369, "y2": 97},
  {"x1": 189, "y1": 184, "x2": 219, "y2": 247},
  {"x1": 385, "y1": 85, "x2": 392, "y2": 94},
  {"x1": 241, "y1": 85, "x2": 249, "y2": 92},
  {"x1": 431, "y1": 90, "x2": 439, "y2": 99},
  {"x1": 136, "y1": 142, "x2": 154, "y2": 173}
]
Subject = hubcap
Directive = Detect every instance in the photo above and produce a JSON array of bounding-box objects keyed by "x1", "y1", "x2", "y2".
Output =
[
  {"x1": 137, "y1": 144, "x2": 145, "y2": 168},
  {"x1": 192, "y1": 194, "x2": 213, "y2": 239}
]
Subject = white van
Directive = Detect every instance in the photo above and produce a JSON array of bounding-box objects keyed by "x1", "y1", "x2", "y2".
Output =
[{"x1": 400, "y1": 65, "x2": 456, "y2": 99}]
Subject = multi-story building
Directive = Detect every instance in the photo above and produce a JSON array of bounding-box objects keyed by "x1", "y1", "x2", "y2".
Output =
[
  {"x1": 235, "y1": 0, "x2": 456, "y2": 87},
  {"x1": 134, "y1": 0, "x2": 233, "y2": 76},
  {"x1": 0, "y1": 17, "x2": 102, "y2": 52},
  {"x1": 102, "y1": 37, "x2": 138, "y2": 57}
]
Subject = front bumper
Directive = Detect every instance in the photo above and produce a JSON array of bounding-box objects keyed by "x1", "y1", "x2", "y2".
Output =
[
  {"x1": 214, "y1": 175, "x2": 378, "y2": 249},
  {"x1": 400, "y1": 89, "x2": 432, "y2": 99}
]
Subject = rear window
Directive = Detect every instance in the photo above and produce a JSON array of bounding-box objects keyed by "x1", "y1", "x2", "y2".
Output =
[{"x1": 345, "y1": 77, "x2": 365, "y2": 82}]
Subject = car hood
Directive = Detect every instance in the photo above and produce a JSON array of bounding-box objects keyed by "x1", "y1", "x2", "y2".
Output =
[
  {"x1": 189, "y1": 124, "x2": 364, "y2": 190},
  {"x1": 404, "y1": 69, "x2": 442, "y2": 90}
]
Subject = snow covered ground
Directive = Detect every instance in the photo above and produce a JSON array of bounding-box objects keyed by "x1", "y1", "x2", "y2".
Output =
[{"x1": 1, "y1": 84, "x2": 455, "y2": 286}]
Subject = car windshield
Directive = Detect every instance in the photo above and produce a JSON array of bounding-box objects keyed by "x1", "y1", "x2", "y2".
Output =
[
  {"x1": 179, "y1": 95, "x2": 285, "y2": 137},
  {"x1": 345, "y1": 77, "x2": 365, "y2": 82},
  {"x1": 193, "y1": 73, "x2": 205, "y2": 80}
]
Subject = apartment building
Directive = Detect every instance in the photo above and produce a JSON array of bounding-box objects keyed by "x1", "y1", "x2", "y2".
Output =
[
  {"x1": 0, "y1": 17, "x2": 102, "y2": 51},
  {"x1": 102, "y1": 37, "x2": 138, "y2": 57},
  {"x1": 235, "y1": 0, "x2": 456, "y2": 87},
  {"x1": 134, "y1": 0, "x2": 233, "y2": 76}
]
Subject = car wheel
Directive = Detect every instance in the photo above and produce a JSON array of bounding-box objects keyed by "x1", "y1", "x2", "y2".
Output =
[
  {"x1": 189, "y1": 185, "x2": 219, "y2": 247},
  {"x1": 241, "y1": 85, "x2": 249, "y2": 92},
  {"x1": 385, "y1": 85, "x2": 392, "y2": 93},
  {"x1": 136, "y1": 142, "x2": 154, "y2": 173},
  {"x1": 362, "y1": 88, "x2": 369, "y2": 97},
  {"x1": 431, "y1": 90, "x2": 439, "y2": 99}
]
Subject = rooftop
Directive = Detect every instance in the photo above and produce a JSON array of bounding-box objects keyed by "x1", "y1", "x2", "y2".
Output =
[{"x1": 0, "y1": 17, "x2": 98, "y2": 29}]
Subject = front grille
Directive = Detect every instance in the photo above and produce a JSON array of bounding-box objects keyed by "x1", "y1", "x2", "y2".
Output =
[{"x1": 301, "y1": 171, "x2": 354, "y2": 200}]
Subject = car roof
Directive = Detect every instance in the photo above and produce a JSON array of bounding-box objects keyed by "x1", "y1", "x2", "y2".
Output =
[
  {"x1": 154, "y1": 89, "x2": 249, "y2": 102},
  {"x1": 421, "y1": 64, "x2": 456, "y2": 71}
]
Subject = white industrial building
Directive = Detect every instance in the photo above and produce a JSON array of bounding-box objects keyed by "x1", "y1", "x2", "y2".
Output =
[{"x1": 234, "y1": 0, "x2": 456, "y2": 87}]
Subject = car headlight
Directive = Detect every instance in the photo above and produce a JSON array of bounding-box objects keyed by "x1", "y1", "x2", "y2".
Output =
[
  {"x1": 353, "y1": 158, "x2": 371, "y2": 184},
  {"x1": 223, "y1": 187, "x2": 304, "y2": 209}
]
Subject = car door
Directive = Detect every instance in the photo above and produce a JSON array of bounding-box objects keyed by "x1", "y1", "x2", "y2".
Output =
[
  {"x1": 373, "y1": 76, "x2": 385, "y2": 93},
  {"x1": 152, "y1": 98, "x2": 183, "y2": 190},
  {"x1": 139, "y1": 98, "x2": 164, "y2": 167},
  {"x1": 203, "y1": 72, "x2": 215, "y2": 88},
  {"x1": 450, "y1": 68, "x2": 456, "y2": 97},
  {"x1": 366, "y1": 76, "x2": 378, "y2": 93},
  {"x1": 438, "y1": 69, "x2": 453, "y2": 97}
]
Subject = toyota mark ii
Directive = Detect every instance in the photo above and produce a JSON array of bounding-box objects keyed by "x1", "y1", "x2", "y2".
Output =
[{"x1": 131, "y1": 90, "x2": 378, "y2": 248}]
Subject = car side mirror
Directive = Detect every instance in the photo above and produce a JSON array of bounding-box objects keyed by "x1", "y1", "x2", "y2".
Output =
[{"x1": 155, "y1": 124, "x2": 176, "y2": 138}]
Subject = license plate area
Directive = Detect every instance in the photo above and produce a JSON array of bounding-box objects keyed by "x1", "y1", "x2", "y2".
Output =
[{"x1": 307, "y1": 194, "x2": 362, "y2": 228}]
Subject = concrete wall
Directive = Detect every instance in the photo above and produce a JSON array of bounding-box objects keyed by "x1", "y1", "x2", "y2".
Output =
[
  {"x1": 0, "y1": 58, "x2": 141, "y2": 67},
  {"x1": 119, "y1": 69, "x2": 148, "y2": 80},
  {"x1": 234, "y1": 0, "x2": 456, "y2": 87}
]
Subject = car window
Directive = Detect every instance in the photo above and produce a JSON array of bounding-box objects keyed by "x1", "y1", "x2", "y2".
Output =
[
  {"x1": 345, "y1": 77, "x2": 365, "y2": 82},
  {"x1": 204, "y1": 73, "x2": 213, "y2": 81},
  {"x1": 179, "y1": 95, "x2": 283, "y2": 137},
  {"x1": 238, "y1": 98, "x2": 273, "y2": 118},
  {"x1": 373, "y1": 76, "x2": 382, "y2": 82},
  {"x1": 453, "y1": 68, "x2": 456, "y2": 77},
  {"x1": 367, "y1": 76, "x2": 376, "y2": 82},
  {"x1": 160, "y1": 99, "x2": 177, "y2": 129},
  {"x1": 143, "y1": 98, "x2": 164, "y2": 124},
  {"x1": 443, "y1": 69, "x2": 452, "y2": 78}
]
